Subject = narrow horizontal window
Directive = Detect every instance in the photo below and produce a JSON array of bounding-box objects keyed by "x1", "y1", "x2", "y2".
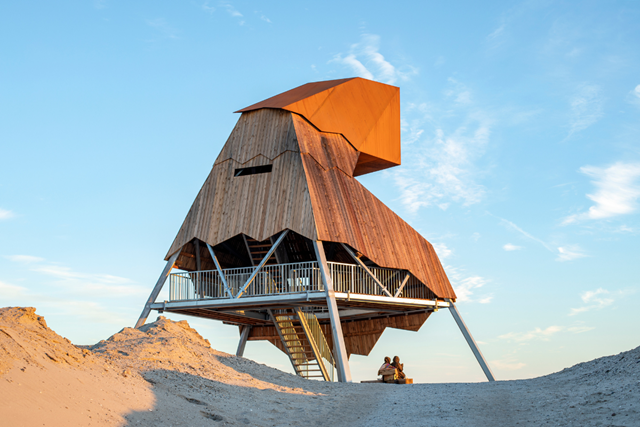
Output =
[{"x1": 234, "y1": 164, "x2": 273, "y2": 177}]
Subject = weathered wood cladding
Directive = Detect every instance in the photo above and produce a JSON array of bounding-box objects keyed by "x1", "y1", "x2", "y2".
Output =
[
  {"x1": 295, "y1": 125, "x2": 455, "y2": 299},
  {"x1": 166, "y1": 108, "x2": 455, "y2": 299},
  {"x1": 166, "y1": 150, "x2": 317, "y2": 259},
  {"x1": 292, "y1": 114, "x2": 358, "y2": 176},
  {"x1": 214, "y1": 109, "x2": 299, "y2": 166},
  {"x1": 248, "y1": 311, "x2": 431, "y2": 357}
]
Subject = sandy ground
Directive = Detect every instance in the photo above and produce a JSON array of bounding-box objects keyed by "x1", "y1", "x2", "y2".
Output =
[{"x1": 1, "y1": 307, "x2": 639, "y2": 426}]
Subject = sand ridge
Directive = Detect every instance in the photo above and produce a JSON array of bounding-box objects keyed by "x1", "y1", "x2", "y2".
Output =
[{"x1": 1, "y1": 306, "x2": 639, "y2": 426}]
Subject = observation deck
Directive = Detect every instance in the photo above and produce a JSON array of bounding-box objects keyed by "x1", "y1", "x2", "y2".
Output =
[{"x1": 150, "y1": 260, "x2": 450, "y2": 327}]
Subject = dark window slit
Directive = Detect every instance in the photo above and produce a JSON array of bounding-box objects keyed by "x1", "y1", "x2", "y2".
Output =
[{"x1": 234, "y1": 165, "x2": 273, "y2": 177}]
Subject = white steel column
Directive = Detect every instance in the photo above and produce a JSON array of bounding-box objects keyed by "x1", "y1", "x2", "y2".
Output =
[
  {"x1": 135, "y1": 249, "x2": 182, "y2": 329},
  {"x1": 236, "y1": 325, "x2": 252, "y2": 357},
  {"x1": 447, "y1": 300, "x2": 495, "y2": 382},
  {"x1": 314, "y1": 241, "x2": 352, "y2": 383}
]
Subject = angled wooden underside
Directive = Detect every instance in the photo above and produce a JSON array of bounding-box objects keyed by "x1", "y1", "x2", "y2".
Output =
[{"x1": 248, "y1": 311, "x2": 431, "y2": 357}]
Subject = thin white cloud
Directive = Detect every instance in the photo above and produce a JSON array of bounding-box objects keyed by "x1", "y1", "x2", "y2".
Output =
[
  {"x1": 147, "y1": 18, "x2": 180, "y2": 40},
  {"x1": 339, "y1": 54, "x2": 374, "y2": 80},
  {"x1": 444, "y1": 78, "x2": 472, "y2": 105},
  {"x1": 202, "y1": 1, "x2": 215, "y2": 13},
  {"x1": 0, "y1": 280, "x2": 29, "y2": 298},
  {"x1": 499, "y1": 325, "x2": 563, "y2": 342},
  {"x1": 499, "y1": 323, "x2": 594, "y2": 342},
  {"x1": 503, "y1": 243, "x2": 522, "y2": 251},
  {"x1": 496, "y1": 216, "x2": 553, "y2": 252},
  {"x1": 330, "y1": 34, "x2": 415, "y2": 85},
  {"x1": 0, "y1": 208, "x2": 15, "y2": 220},
  {"x1": 630, "y1": 84, "x2": 640, "y2": 105},
  {"x1": 6, "y1": 255, "x2": 138, "y2": 297},
  {"x1": 431, "y1": 242, "x2": 491, "y2": 303},
  {"x1": 563, "y1": 162, "x2": 640, "y2": 224},
  {"x1": 394, "y1": 114, "x2": 490, "y2": 213},
  {"x1": 432, "y1": 242, "x2": 453, "y2": 260},
  {"x1": 260, "y1": 15, "x2": 271, "y2": 23},
  {"x1": 567, "y1": 326, "x2": 595, "y2": 333},
  {"x1": 32, "y1": 264, "x2": 132, "y2": 287},
  {"x1": 5, "y1": 255, "x2": 45, "y2": 263},
  {"x1": 567, "y1": 84, "x2": 603, "y2": 138},
  {"x1": 569, "y1": 288, "x2": 614, "y2": 316},
  {"x1": 487, "y1": 24, "x2": 505, "y2": 41},
  {"x1": 556, "y1": 245, "x2": 587, "y2": 262},
  {"x1": 447, "y1": 266, "x2": 491, "y2": 303},
  {"x1": 496, "y1": 215, "x2": 585, "y2": 262},
  {"x1": 220, "y1": 2, "x2": 243, "y2": 19}
]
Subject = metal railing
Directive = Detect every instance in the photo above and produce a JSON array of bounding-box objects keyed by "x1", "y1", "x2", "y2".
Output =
[
  {"x1": 299, "y1": 311, "x2": 335, "y2": 381},
  {"x1": 169, "y1": 261, "x2": 435, "y2": 302}
]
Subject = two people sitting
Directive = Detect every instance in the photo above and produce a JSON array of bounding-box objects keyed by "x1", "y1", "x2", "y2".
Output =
[{"x1": 377, "y1": 355, "x2": 406, "y2": 379}]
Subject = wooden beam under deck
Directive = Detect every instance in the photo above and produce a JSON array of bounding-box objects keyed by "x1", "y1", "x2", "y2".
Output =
[{"x1": 150, "y1": 293, "x2": 447, "y2": 327}]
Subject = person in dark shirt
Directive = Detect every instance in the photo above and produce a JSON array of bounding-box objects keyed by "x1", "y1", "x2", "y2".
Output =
[{"x1": 391, "y1": 355, "x2": 406, "y2": 379}]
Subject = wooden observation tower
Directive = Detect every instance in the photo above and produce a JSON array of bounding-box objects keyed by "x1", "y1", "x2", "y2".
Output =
[{"x1": 135, "y1": 78, "x2": 494, "y2": 382}]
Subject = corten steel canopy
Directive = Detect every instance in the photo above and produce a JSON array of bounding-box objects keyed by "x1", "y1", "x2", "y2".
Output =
[
  {"x1": 236, "y1": 77, "x2": 401, "y2": 176},
  {"x1": 135, "y1": 78, "x2": 495, "y2": 383}
]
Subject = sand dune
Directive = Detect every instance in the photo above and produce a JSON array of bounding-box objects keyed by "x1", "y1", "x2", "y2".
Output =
[{"x1": 1, "y1": 307, "x2": 638, "y2": 426}]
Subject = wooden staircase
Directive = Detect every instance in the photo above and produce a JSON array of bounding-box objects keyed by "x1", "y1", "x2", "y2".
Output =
[
  {"x1": 268, "y1": 308, "x2": 334, "y2": 381},
  {"x1": 243, "y1": 236, "x2": 280, "y2": 266}
]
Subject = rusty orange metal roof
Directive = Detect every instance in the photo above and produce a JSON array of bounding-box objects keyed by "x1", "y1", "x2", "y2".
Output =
[{"x1": 235, "y1": 77, "x2": 400, "y2": 176}]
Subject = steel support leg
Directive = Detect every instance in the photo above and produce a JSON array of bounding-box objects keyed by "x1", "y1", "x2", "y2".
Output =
[
  {"x1": 313, "y1": 241, "x2": 352, "y2": 383},
  {"x1": 448, "y1": 301, "x2": 495, "y2": 381},
  {"x1": 135, "y1": 249, "x2": 182, "y2": 329},
  {"x1": 236, "y1": 325, "x2": 252, "y2": 357}
]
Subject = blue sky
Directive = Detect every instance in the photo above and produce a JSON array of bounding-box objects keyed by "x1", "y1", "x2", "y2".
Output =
[{"x1": 1, "y1": 1, "x2": 639, "y2": 383}]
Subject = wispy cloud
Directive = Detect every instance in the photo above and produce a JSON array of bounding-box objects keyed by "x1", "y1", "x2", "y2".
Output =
[
  {"x1": 217, "y1": 1, "x2": 244, "y2": 24},
  {"x1": 146, "y1": 18, "x2": 180, "y2": 40},
  {"x1": 5, "y1": 255, "x2": 45, "y2": 263},
  {"x1": 6, "y1": 255, "x2": 139, "y2": 296},
  {"x1": 503, "y1": 243, "x2": 522, "y2": 251},
  {"x1": 556, "y1": 245, "x2": 588, "y2": 262},
  {"x1": 444, "y1": 78, "x2": 472, "y2": 105},
  {"x1": 630, "y1": 84, "x2": 640, "y2": 105},
  {"x1": 432, "y1": 242, "x2": 491, "y2": 303},
  {"x1": 0, "y1": 208, "x2": 15, "y2": 220},
  {"x1": 447, "y1": 266, "x2": 491, "y2": 303},
  {"x1": 499, "y1": 325, "x2": 563, "y2": 342},
  {"x1": 567, "y1": 84, "x2": 603, "y2": 138},
  {"x1": 0, "y1": 280, "x2": 28, "y2": 298},
  {"x1": 202, "y1": 1, "x2": 215, "y2": 13},
  {"x1": 394, "y1": 108, "x2": 490, "y2": 213},
  {"x1": 432, "y1": 242, "x2": 453, "y2": 260},
  {"x1": 259, "y1": 14, "x2": 271, "y2": 23},
  {"x1": 563, "y1": 162, "x2": 640, "y2": 224},
  {"x1": 567, "y1": 326, "x2": 595, "y2": 333},
  {"x1": 331, "y1": 34, "x2": 415, "y2": 85},
  {"x1": 569, "y1": 288, "x2": 614, "y2": 316},
  {"x1": 496, "y1": 216, "x2": 553, "y2": 251},
  {"x1": 496, "y1": 215, "x2": 587, "y2": 261},
  {"x1": 499, "y1": 322, "x2": 596, "y2": 342}
]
